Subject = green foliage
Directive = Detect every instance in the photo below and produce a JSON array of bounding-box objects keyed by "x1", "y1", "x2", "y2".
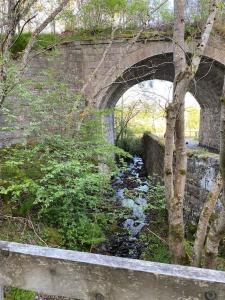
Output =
[
  {"x1": 185, "y1": 106, "x2": 200, "y2": 134},
  {"x1": 114, "y1": 99, "x2": 161, "y2": 155},
  {"x1": 140, "y1": 233, "x2": 170, "y2": 263},
  {"x1": 140, "y1": 175, "x2": 169, "y2": 263},
  {"x1": 10, "y1": 33, "x2": 31, "y2": 54},
  {"x1": 116, "y1": 128, "x2": 143, "y2": 156},
  {"x1": 0, "y1": 131, "x2": 126, "y2": 250},
  {"x1": 0, "y1": 99, "x2": 128, "y2": 250},
  {"x1": 151, "y1": 0, "x2": 173, "y2": 24},
  {"x1": 146, "y1": 176, "x2": 166, "y2": 213},
  {"x1": 77, "y1": 0, "x2": 125, "y2": 30},
  {"x1": 183, "y1": 240, "x2": 193, "y2": 262},
  {"x1": 10, "y1": 33, "x2": 61, "y2": 55},
  {"x1": 5, "y1": 288, "x2": 36, "y2": 300},
  {"x1": 76, "y1": 0, "x2": 149, "y2": 30}
]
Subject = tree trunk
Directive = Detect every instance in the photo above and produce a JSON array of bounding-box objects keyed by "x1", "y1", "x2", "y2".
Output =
[
  {"x1": 165, "y1": 87, "x2": 188, "y2": 264},
  {"x1": 204, "y1": 208, "x2": 225, "y2": 269},
  {"x1": 192, "y1": 173, "x2": 223, "y2": 267},
  {"x1": 164, "y1": 0, "x2": 219, "y2": 264},
  {"x1": 164, "y1": 0, "x2": 189, "y2": 264},
  {"x1": 204, "y1": 78, "x2": 225, "y2": 269}
]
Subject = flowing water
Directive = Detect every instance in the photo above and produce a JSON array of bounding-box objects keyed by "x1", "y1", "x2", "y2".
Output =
[
  {"x1": 114, "y1": 156, "x2": 149, "y2": 237},
  {"x1": 98, "y1": 156, "x2": 150, "y2": 259},
  {"x1": 36, "y1": 157, "x2": 151, "y2": 299}
]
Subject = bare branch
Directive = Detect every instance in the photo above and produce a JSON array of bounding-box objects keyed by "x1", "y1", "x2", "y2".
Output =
[{"x1": 22, "y1": 0, "x2": 70, "y2": 68}]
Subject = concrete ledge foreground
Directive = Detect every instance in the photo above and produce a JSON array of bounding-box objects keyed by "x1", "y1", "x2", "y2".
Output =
[{"x1": 0, "y1": 241, "x2": 225, "y2": 299}]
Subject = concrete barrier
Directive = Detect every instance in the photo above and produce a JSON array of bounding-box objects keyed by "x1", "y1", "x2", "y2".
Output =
[{"x1": 0, "y1": 241, "x2": 225, "y2": 299}]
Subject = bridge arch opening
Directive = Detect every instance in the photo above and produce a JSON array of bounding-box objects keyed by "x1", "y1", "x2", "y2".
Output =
[
  {"x1": 113, "y1": 79, "x2": 200, "y2": 153},
  {"x1": 101, "y1": 53, "x2": 225, "y2": 151}
]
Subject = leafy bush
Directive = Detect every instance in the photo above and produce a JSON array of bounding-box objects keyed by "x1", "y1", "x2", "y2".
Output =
[
  {"x1": 0, "y1": 130, "x2": 127, "y2": 250},
  {"x1": 116, "y1": 128, "x2": 143, "y2": 156},
  {"x1": 146, "y1": 176, "x2": 166, "y2": 213},
  {"x1": 140, "y1": 176, "x2": 169, "y2": 263},
  {"x1": 140, "y1": 233, "x2": 170, "y2": 263},
  {"x1": 10, "y1": 33, "x2": 31, "y2": 54}
]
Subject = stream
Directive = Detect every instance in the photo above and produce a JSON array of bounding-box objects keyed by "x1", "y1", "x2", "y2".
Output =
[
  {"x1": 37, "y1": 157, "x2": 151, "y2": 299},
  {"x1": 98, "y1": 156, "x2": 150, "y2": 259}
]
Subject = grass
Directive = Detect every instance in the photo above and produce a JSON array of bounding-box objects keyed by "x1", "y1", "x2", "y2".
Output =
[
  {"x1": 5, "y1": 288, "x2": 36, "y2": 300},
  {"x1": 187, "y1": 147, "x2": 219, "y2": 158},
  {"x1": 140, "y1": 228, "x2": 170, "y2": 263},
  {"x1": 139, "y1": 176, "x2": 170, "y2": 263},
  {"x1": 0, "y1": 215, "x2": 42, "y2": 300}
]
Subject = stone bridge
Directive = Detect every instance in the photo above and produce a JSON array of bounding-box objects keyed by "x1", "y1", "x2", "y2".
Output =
[{"x1": 3, "y1": 35, "x2": 225, "y2": 149}]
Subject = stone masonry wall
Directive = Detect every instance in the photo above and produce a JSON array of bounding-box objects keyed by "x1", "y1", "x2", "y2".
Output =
[
  {"x1": 199, "y1": 107, "x2": 221, "y2": 152},
  {"x1": 142, "y1": 133, "x2": 220, "y2": 224},
  {"x1": 1, "y1": 37, "x2": 225, "y2": 149}
]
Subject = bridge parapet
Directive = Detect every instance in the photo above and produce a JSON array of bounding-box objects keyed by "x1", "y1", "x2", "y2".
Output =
[{"x1": 0, "y1": 241, "x2": 225, "y2": 300}]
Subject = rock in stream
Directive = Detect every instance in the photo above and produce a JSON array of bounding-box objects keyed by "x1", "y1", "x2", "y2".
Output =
[{"x1": 97, "y1": 156, "x2": 149, "y2": 259}]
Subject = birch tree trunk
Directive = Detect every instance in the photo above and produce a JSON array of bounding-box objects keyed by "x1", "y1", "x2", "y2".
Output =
[
  {"x1": 204, "y1": 204, "x2": 225, "y2": 269},
  {"x1": 165, "y1": 0, "x2": 193, "y2": 264},
  {"x1": 164, "y1": 0, "x2": 219, "y2": 264},
  {"x1": 192, "y1": 173, "x2": 223, "y2": 267},
  {"x1": 204, "y1": 78, "x2": 225, "y2": 269}
]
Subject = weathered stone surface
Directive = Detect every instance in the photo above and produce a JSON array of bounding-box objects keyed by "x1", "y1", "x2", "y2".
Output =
[
  {"x1": 1, "y1": 241, "x2": 225, "y2": 299},
  {"x1": 142, "y1": 133, "x2": 164, "y2": 179},
  {"x1": 142, "y1": 133, "x2": 220, "y2": 224},
  {"x1": 1, "y1": 37, "x2": 225, "y2": 150},
  {"x1": 0, "y1": 286, "x2": 3, "y2": 300}
]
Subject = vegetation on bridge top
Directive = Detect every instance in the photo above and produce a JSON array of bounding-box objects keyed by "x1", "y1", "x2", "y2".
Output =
[{"x1": 9, "y1": 22, "x2": 225, "y2": 58}]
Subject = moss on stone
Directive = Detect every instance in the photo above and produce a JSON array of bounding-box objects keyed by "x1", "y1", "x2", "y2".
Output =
[
  {"x1": 165, "y1": 169, "x2": 172, "y2": 176},
  {"x1": 187, "y1": 147, "x2": 218, "y2": 158},
  {"x1": 220, "y1": 96, "x2": 225, "y2": 105},
  {"x1": 170, "y1": 224, "x2": 184, "y2": 242},
  {"x1": 179, "y1": 169, "x2": 186, "y2": 175}
]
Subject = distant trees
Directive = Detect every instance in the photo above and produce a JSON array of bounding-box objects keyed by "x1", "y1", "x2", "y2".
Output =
[
  {"x1": 61, "y1": 0, "x2": 173, "y2": 31},
  {"x1": 60, "y1": 0, "x2": 225, "y2": 32},
  {"x1": 185, "y1": 107, "x2": 200, "y2": 134}
]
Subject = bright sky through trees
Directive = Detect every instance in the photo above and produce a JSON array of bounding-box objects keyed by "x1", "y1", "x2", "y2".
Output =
[
  {"x1": 116, "y1": 80, "x2": 200, "y2": 137},
  {"x1": 120, "y1": 80, "x2": 200, "y2": 109}
]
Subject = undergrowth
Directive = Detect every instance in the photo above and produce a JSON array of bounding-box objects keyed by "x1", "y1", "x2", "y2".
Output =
[
  {"x1": 140, "y1": 176, "x2": 170, "y2": 263},
  {"x1": 0, "y1": 135, "x2": 127, "y2": 251}
]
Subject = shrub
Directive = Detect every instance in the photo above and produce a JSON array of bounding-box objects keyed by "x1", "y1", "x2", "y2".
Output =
[
  {"x1": 0, "y1": 132, "x2": 127, "y2": 250},
  {"x1": 10, "y1": 33, "x2": 61, "y2": 55}
]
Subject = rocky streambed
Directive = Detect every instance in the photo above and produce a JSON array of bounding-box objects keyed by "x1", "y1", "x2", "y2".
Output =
[
  {"x1": 33, "y1": 156, "x2": 167, "y2": 300},
  {"x1": 97, "y1": 156, "x2": 153, "y2": 259}
]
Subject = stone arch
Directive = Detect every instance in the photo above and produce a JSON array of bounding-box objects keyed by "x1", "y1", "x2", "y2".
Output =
[{"x1": 98, "y1": 49, "x2": 225, "y2": 151}]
